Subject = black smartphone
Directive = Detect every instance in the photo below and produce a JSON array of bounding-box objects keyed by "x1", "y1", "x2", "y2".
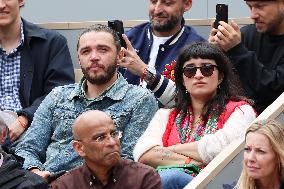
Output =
[
  {"x1": 213, "y1": 4, "x2": 228, "y2": 29},
  {"x1": 108, "y1": 20, "x2": 127, "y2": 48}
]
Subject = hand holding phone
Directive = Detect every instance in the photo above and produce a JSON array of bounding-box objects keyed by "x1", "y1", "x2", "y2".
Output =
[
  {"x1": 213, "y1": 4, "x2": 228, "y2": 29},
  {"x1": 108, "y1": 20, "x2": 127, "y2": 48}
]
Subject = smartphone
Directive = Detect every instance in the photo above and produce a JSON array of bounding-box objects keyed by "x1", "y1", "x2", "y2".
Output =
[
  {"x1": 108, "y1": 20, "x2": 127, "y2": 48},
  {"x1": 213, "y1": 4, "x2": 228, "y2": 29}
]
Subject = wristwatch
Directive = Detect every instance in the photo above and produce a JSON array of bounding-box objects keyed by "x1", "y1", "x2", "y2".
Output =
[{"x1": 144, "y1": 67, "x2": 156, "y2": 85}]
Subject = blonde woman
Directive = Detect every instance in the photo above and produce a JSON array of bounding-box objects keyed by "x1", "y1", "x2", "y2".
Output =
[{"x1": 236, "y1": 119, "x2": 284, "y2": 189}]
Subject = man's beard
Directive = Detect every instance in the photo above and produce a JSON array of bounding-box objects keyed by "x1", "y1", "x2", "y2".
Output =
[
  {"x1": 150, "y1": 12, "x2": 182, "y2": 32},
  {"x1": 81, "y1": 63, "x2": 117, "y2": 85},
  {"x1": 266, "y1": 12, "x2": 284, "y2": 34},
  {"x1": 255, "y1": 8, "x2": 284, "y2": 34}
]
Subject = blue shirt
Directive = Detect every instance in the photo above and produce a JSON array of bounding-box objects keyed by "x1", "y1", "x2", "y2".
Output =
[
  {"x1": 0, "y1": 22, "x2": 24, "y2": 111},
  {"x1": 15, "y1": 74, "x2": 158, "y2": 173}
]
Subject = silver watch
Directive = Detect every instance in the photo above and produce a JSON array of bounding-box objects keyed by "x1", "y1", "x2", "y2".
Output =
[{"x1": 144, "y1": 67, "x2": 156, "y2": 85}]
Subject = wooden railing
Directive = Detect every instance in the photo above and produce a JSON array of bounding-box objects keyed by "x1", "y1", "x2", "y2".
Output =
[{"x1": 36, "y1": 18, "x2": 253, "y2": 30}]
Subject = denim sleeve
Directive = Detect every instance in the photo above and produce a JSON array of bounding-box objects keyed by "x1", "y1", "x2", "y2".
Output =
[
  {"x1": 120, "y1": 91, "x2": 158, "y2": 160},
  {"x1": 15, "y1": 89, "x2": 58, "y2": 170}
]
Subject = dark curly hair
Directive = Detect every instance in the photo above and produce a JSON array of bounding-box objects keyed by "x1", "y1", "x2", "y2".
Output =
[{"x1": 174, "y1": 42, "x2": 250, "y2": 118}]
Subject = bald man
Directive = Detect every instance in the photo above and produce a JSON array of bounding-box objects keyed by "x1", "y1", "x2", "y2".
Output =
[{"x1": 51, "y1": 110, "x2": 162, "y2": 189}]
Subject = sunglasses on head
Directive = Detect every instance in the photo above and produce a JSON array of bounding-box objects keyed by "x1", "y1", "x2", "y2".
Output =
[{"x1": 182, "y1": 64, "x2": 218, "y2": 78}]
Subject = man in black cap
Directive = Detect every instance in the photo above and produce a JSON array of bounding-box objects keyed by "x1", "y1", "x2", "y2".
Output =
[{"x1": 209, "y1": 0, "x2": 284, "y2": 113}]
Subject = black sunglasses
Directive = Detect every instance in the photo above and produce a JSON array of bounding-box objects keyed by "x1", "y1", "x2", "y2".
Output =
[{"x1": 182, "y1": 64, "x2": 218, "y2": 78}]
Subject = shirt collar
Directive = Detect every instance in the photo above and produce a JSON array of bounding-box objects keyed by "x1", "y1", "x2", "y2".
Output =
[
  {"x1": 19, "y1": 21, "x2": 25, "y2": 46},
  {"x1": 82, "y1": 160, "x2": 123, "y2": 187},
  {"x1": 68, "y1": 73, "x2": 129, "y2": 101}
]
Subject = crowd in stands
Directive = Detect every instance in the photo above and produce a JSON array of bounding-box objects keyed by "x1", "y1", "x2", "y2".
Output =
[{"x1": 0, "y1": 0, "x2": 283, "y2": 189}]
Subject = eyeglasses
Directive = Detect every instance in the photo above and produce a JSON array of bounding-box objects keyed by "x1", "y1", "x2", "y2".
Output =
[
  {"x1": 182, "y1": 64, "x2": 218, "y2": 78},
  {"x1": 91, "y1": 130, "x2": 122, "y2": 143}
]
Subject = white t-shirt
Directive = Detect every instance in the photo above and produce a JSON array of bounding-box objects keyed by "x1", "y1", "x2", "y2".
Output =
[
  {"x1": 148, "y1": 34, "x2": 172, "y2": 68},
  {"x1": 141, "y1": 34, "x2": 171, "y2": 87}
]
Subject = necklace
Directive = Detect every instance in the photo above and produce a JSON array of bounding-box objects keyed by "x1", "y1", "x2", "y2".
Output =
[{"x1": 175, "y1": 107, "x2": 218, "y2": 143}]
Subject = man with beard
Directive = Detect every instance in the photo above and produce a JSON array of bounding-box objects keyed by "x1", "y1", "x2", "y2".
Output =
[
  {"x1": 14, "y1": 24, "x2": 158, "y2": 179},
  {"x1": 51, "y1": 110, "x2": 162, "y2": 189},
  {"x1": 209, "y1": 0, "x2": 284, "y2": 113},
  {"x1": 119, "y1": 0, "x2": 204, "y2": 107}
]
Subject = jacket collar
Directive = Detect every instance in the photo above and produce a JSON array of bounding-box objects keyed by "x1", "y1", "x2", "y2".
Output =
[
  {"x1": 148, "y1": 17, "x2": 185, "y2": 46},
  {"x1": 68, "y1": 73, "x2": 129, "y2": 101},
  {"x1": 21, "y1": 18, "x2": 47, "y2": 45}
]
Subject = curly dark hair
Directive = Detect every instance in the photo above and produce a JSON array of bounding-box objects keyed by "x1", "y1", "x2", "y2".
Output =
[{"x1": 174, "y1": 42, "x2": 250, "y2": 118}]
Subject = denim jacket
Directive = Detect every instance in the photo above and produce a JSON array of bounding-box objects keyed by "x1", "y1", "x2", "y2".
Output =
[{"x1": 15, "y1": 74, "x2": 158, "y2": 173}]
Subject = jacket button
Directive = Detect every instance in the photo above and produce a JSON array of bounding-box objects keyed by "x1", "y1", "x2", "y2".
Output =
[{"x1": 161, "y1": 47, "x2": 165, "y2": 51}]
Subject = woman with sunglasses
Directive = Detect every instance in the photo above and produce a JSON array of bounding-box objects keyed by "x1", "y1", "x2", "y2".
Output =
[{"x1": 133, "y1": 42, "x2": 257, "y2": 189}]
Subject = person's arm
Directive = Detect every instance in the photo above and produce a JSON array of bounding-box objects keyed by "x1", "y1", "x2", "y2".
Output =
[
  {"x1": 133, "y1": 109, "x2": 202, "y2": 168},
  {"x1": 30, "y1": 168, "x2": 51, "y2": 179},
  {"x1": 139, "y1": 145, "x2": 193, "y2": 168},
  {"x1": 119, "y1": 90, "x2": 158, "y2": 160},
  {"x1": 171, "y1": 105, "x2": 256, "y2": 164},
  {"x1": 118, "y1": 34, "x2": 176, "y2": 108},
  {"x1": 17, "y1": 34, "x2": 75, "y2": 128},
  {"x1": 15, "y1": 89, "x2": 58, "y2": 171},
  {"x1": 145, "y1": 72, "x2": 176, "y2": 108}
]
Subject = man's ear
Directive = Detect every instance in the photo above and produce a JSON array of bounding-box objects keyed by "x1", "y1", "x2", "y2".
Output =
[
  {"x1": 118, "y1": 49, "x2": 124, "y2": 60},
  {"x1": 73, "y1": 141, "x2": 86, "y2": 157},
  {"x1": 184, "y1": 0, "x2": 192, "y2": 12},
  {"x1": 19, "y1": 0, "x2": 25, "y2": 7}
]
